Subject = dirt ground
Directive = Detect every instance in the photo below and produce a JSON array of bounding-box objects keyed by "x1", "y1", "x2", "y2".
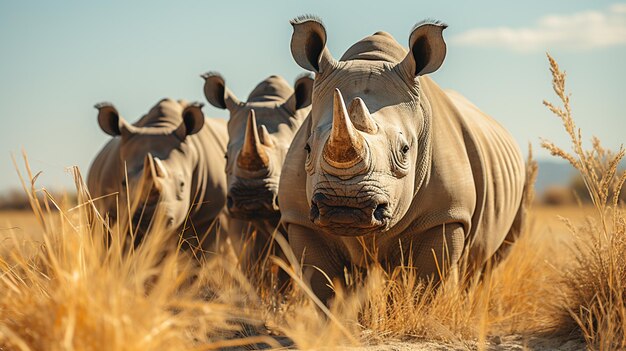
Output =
[{"x1": 357, "y1": 334, "x2": 585, "y2": 350}]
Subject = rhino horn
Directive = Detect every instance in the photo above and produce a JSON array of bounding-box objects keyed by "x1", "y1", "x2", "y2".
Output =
[
  {"x1": 348, "y1": 97, "x2": 378, "y2": 134},
  {"x1": 323, "y1": 89, "x2": 367, "y2": 169},
  {"x1": 128, "y1": 153, "x2": 162, "y2": 213},
  {"x1": 259, "y1": 124, "x2": 274, "y2": 147},
  {"x1": 237, "y1": 110, "x2": 270, "y2": 171},
  {"x1": 153, "y1": 157, "x2": 168, "y2": 178},
  {"x1": 142, "y1": 153, "x2": 163, "y2": 189}
]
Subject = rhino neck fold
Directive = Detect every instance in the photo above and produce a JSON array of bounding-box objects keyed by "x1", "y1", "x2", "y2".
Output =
[{"x1": 413, "y1": 81, "x2": 433, "y2": 196}]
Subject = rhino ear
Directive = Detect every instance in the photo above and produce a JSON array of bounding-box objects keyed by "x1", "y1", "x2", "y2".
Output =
[
  {"x1": 285, "y1": 73, "x2": 314, "y2": 113},
  {"x1": 294, "y1": 73, "x2": 314, "y2": 109},
  {"x1": 95, "y1": 102, "x2": 123, "y2": 136},
  {"x1": 400, "y1": 20, "x2": 448, "y2": 78},
  {"x1": 290, "y1": 15, "x2": 335, "y2": 74},
  {"x1": 177, "y1": 102, "x2": 205, "y2": 138},
  {"x1": 201, "y1": 72, "x2": 241, "y2": 111}
]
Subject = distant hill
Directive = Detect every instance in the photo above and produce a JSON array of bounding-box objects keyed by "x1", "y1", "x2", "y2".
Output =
[
  {"x1": 534, "y1": 159, "x2": 626, "y2": 195},
  {"x1": 534, "y1": 160, "x2": 577, "y2": 194}
]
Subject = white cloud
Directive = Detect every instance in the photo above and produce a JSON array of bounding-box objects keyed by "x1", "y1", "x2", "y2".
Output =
[{"x1": 451, "y1": 4, "x2": 626, "y2": 52}]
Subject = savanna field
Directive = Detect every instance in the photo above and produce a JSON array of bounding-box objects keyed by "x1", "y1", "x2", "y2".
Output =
[
  {"x1": 1, "y1": 2, "x2": 626, "y2": 350},
  {"x1": 0, "y1": 55, "x2": 623, "y2": 351}
]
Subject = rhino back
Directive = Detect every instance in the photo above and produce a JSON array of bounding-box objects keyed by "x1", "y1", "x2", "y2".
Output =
[
  {"x1": 339, "y1": 31, "x2": 407, "y2": 63},
  {"x1": 247, "y1": 76, "x2": 294, "y2": 103}
]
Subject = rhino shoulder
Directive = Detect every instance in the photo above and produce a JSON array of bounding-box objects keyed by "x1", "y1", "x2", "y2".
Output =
[
  {"x1": 278, "y1": 114, "x2": 313, "y2": 228},
  {"x1": 200, "y1": 117, "x2": 228, "y2": 149}
]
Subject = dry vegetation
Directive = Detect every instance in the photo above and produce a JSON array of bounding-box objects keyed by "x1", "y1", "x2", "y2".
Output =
[
  {"x1": 0, "y1": 55, "x2": 623, "y2": 350},
  {"x1": 541, "y1": 54, "x2": 626, "y2": 350}
]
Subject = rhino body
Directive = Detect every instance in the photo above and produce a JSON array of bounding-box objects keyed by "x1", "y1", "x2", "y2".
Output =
[
  {"x1": 87, "y1": 98, "x2": 240, "y2": 251},
  {"x1": 202, "y1": 74, "x2": 313, "y2": 242},
  {"x1": 279, "y1": 17, "x2": 525, "y2": 300}
]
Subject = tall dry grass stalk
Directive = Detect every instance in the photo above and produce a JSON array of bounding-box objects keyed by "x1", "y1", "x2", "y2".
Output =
[
  {"x1": 0, "y1": 154, "x2": 278, "y2": 351},
  {"x1": 541, "y1": 53, "x2": 626, "y2": 350}
]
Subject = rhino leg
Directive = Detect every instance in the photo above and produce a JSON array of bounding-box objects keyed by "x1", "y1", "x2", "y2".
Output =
[
  {"x1": 236, "y1": 221, "x2": 282, "y2": 276},
  {"x1": 218, "y1": 218, "x2": 288, "y2": 290},
  {"x1": 215, "y1": 216, "x2": 258, "y2": 266},
  {"x1": 177, "y1": 212, "x2": 250, "y2": 263},
  {"x1": 179, "y1": 214, "x2": 224, "y2": 257},
  {"x1": 288, "y1": 224, "x2": 348, "y2": 304},
  {"x1": 253, "y1": 222, "x2": 293, "y2": 292},
  {"x1": 490, "y1": 200, "x2": 525, "y2": 266},
  {"x1": 390, "y1": 223, "x2": 465, "y2": 283}
]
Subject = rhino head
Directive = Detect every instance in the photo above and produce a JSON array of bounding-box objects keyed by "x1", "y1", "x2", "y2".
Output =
[
  {"x1": 95, "y1": 99, "x2": 205, "y2": 237},
  {"x1": 203, "y1": 74, "x2": 313, "y2": 220},
  {"x1": 290, "y1": 16, "x2": 447, "y2": 236}
]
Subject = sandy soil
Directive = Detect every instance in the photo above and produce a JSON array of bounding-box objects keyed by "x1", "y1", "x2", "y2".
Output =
[{"x1": 357, "y1": 334, "x2": 586, "y2": 350}]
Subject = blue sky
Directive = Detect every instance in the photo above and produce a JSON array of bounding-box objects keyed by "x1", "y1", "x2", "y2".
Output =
[{"x1": 0, "y1": 1, "x2": 624, "y2": 192}]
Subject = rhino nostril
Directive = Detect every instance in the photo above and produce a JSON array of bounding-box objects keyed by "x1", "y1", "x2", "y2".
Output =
[
  {"x1": 373, "y1": 203, "x2": 388, "y2": 221},
  {"x1": 309, "y1": 202, "x2": 320, "y2": 222}
]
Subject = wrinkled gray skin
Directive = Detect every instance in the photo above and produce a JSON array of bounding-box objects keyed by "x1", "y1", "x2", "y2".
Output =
[
  {"x1": 202, "y1": 74, "x2": 313, "y2": 238},
  {"x1": 87, "y1": 98, "x2": 240, "y2": 251},
  {"x1": 278, "y1": 17, "x2": 526, "y2": 301}
]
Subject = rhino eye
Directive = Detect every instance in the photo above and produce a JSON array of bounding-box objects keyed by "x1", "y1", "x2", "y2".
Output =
[
  {"x1": 224, "y1": 153, "x2": 228, "y2": 160},
  {"x1": 391, "y1": 136, "x2": 410, "y2": 178},
  {"x1": 121, "y1": 179, "x2": 127, "y2": 188},
  {"x1": 304, "y1": 143, "x2": 311, "y2": 154}
]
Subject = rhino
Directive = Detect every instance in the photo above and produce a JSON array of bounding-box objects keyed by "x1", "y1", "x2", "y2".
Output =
[
  {"x1": 278, "y1": 16, "x2": 526, "y2": 300},
  {"x1": 87, "y1": 98, "x2": 236, "y2": 251},
  {"x1": 202, "y1": 74, "x2": 313, "y2": 238}
]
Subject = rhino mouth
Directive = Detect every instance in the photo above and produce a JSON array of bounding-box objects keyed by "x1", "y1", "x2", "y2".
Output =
[
  {"x1": 227, "y1": 180, "x2": 280, "y2": 220},
  {"x1": 132, "y1": 199, "x2": 158, "y2": 231},
  {"x1": 309, "y1": 192, "x2": 390, "y2": 236}
]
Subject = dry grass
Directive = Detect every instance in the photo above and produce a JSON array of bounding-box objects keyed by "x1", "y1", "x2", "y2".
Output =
[
  {"x1": 0, "y1": 156, "x2": 278, "y2": 351},
  {"x1": 0, "y1": 54, "x2": 623, "y2": 351},
  {"x1": 541, "y1": 54, "x2": 626, "y2": 350}
]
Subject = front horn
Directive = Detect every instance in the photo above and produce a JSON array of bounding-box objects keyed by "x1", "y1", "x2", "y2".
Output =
[
  {"x1": 323, "y1": 89, "x2": 368, "y2": 169},
  {"x1": 237, "y1": 110, "x2": 270, "y2": 172}
]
